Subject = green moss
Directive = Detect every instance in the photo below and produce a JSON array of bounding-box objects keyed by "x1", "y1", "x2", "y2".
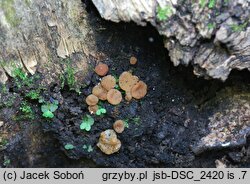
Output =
[
  {"x1": 0, "y1": 84, "x2": 8, "y2": 94},
  {"x1": 12, "y1": 67, "x2": 27, "y2": 81},
  {"x1": 199, "y1": 0, "x2": 216, "y2": 8},
  {"x1": 230, "y1": 22, "x2": 248, "y2": 32},
  {"x1": 156, "y1": 5, "x2": 174, "y2": 21},
  {"x1": 19, "y1": 101, "x2": 35, "y2": 119},
  {"x1": 20, "y1": 101, "x2": 32, "y2": 114},
  {"x1": 26, "y1": 90, "x2": 40, "y2": 100},
  {"x1": 3, "y1": 158, "x2": 10, "y2": 166},
  {"x1": 199, "y1": 0, "x2": 207, "y2": 8},
  {"x1": 207, "y1": 22, "x2": 216, "y2": 29},
  {"x1": 24, "y1": 0, "x2": 31, "y2": 7},
  {"x1": 60, "y1": 59, "x2": 82, "y2": 93},
  {"x1": 0, "y1": 0, "x2": 20, "y2": 27},
  {"x1": 208, "y1": 0, "x2": 216, "y2": 8},
  {"x1": 133, "y1": 116, "x2": 141, "y2": 125},
  {"x1": 65, "y1": 64, "x2": 76, "y2": 90},
  {"x1": 122, "y1": 117, "x2": 141, "y2": 128},
  {"x1": 123, "y1": 120, "x2": 129, "y2": 128},
  {"x1": 0, "y1": 138, "x2": 8, "y2": 149},
  {"x1": 12, "y1": 67, "x2": 33, "y2": 88}
]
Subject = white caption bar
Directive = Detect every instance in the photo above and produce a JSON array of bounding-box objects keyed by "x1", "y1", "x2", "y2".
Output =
[{"x1": 0, "y1": 168, "x2": 249, "y2": 184}]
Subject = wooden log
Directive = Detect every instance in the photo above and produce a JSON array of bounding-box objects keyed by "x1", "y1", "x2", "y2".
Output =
[
  {"x1": 0, "y1": 0, "x2": 98, "y2": 85},
  {"x1": 92, "y1": 0, "x2": 250, "y2": 80}
]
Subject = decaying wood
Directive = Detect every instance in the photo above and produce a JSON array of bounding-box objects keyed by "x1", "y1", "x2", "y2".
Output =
[
  {"x1": 0, "y1": 0, "x2": 99, "y2": 85},
  {"x1": 92, "y1": 0, "x2": 250, "y2": 81}
]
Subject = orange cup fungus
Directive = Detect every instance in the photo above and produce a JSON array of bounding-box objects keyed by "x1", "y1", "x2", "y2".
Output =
[
  {"x1": 113, "y1": 120, "x2": 125, "y2": 133},
  {"x1": 131, "y1": 81, "x2": 147, "y2": 99},
  {"x1": 95, "y1": 62, "x2": 109, "y2": 76},
  {"x1": 101, "y1": 75, "x2": 116, "y2": 91},
  {"x1": 119, "y1": 71, "x2": 139, "y2": 92},
  {"x1": 86, "y1": 69, "x2": 148, "y2": 155},
  {"x1": 92, "y1": 84, "x2": 108, "y2": 101},
  {"x1": 97, "y1": 129, "x2": 121, "y2": 155},
  {"x1": 86, "y1": 94, "x2": 99, "y2": 106},
  {"x1": 130, "y1": 56, "x2": 137, "y2": 65},
  {"x1": 107, "y1": 89, "x2": 122, "y2": 105},
  {"x1": 88, "y1": 105, "x2": 99, "y2": 114}
]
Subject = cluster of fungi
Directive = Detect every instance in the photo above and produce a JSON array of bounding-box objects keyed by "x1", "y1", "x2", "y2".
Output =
[{"x1": 85, "y1": 58, "x2": 147, "y2": 155}]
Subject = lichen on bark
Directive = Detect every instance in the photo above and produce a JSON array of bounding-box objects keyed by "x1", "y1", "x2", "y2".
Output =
[
  {"x1": 0, "y1": 0, "x2": 20, "y2": 27},
  {"x1": 92, "y1": 0, "x2": 250, "y2": 81}
]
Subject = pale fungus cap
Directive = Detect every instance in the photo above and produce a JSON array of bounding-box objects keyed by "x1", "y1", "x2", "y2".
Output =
[
  {"x1": 86, "y1": 94, "x2": 99, "y2": 106},
  {"x1": 113, "y1": 120, "x2": 125, "y2": 133},
  {"x1": 97, "y1": 129, "x2": 121, "y2": 155},
  {"x1": 119, "y1": 71, "x2": 139, "y2": 92},
  {"x1": 131, "y1": 81, "x2": 147, "y2": 99},
  {"x1": 92, "y1": 84, "x2": 108, "y2": 101},
  {"x1": 101, "y1": 75, "x2": 116, "y2": 91},
  {"x1": 94, "y1": 62, "x2": 109, "y2": 76},
  {"x1": 107, "y1": 89, "x2": 122, "y2": 105},
  {"x1": 88, "y1": 105, "x2": 99, "y2": 114}
]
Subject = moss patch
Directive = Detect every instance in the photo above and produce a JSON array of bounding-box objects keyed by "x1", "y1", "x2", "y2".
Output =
[
  {"x1": 0, "y1": 0, "x2": 20, "y2": 27},
  {"x1": 24, "y1": 0, "x2": 31, "y2": 7}
]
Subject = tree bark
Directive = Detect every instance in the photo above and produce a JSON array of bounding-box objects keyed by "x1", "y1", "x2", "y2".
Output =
[
  {"x1": 92, "y1": 0, "x2": 250, "y2": 81},
  {"x1": 0, "y1": 0, "x2": 99, "y2": 85}
]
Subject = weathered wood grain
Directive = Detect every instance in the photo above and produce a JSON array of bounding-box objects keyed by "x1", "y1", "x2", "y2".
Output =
[{"x1": 92, "y1": 0, "x2": 250, "y2": 80}]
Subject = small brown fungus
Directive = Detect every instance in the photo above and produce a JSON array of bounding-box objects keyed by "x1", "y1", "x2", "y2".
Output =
[
  {"x1": 92, "y1": 84, "x2": 107, "y2": 101},
  {"x1": 130, "y1": 56, "x2": 137, "y2": 65},
  {"x1": 131, "y1": 81, "x2": 147, "y2": 99},
  {"x1": 95, "y1": 62, "x2": 109, "y2": 76},
  {"x1": 107, "y1": 89, "x2": 122, "y2": 105},
  {"x1": 88, "y1": 105, "x2": 99, "y2": 114},
  {"x1": 119, "y1": 71, "x2": 139, "y2": 92},
  {"x1": 97, "y1": 129, "x2": 121, "y2": 155},
  {"x1": 86, "y1": 94, "x2": 99, "y2": 106},
  {"x1": 101, "y1": 75, "x2": 116, "y2": 91},
  {"x1": 113, "y1": 120, "x2": 125, "y2": 133}
]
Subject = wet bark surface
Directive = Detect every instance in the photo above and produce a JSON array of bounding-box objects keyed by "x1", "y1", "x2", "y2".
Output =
[{"x1": 0, "y1": 1, "x2": 250, "y2": 168}]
